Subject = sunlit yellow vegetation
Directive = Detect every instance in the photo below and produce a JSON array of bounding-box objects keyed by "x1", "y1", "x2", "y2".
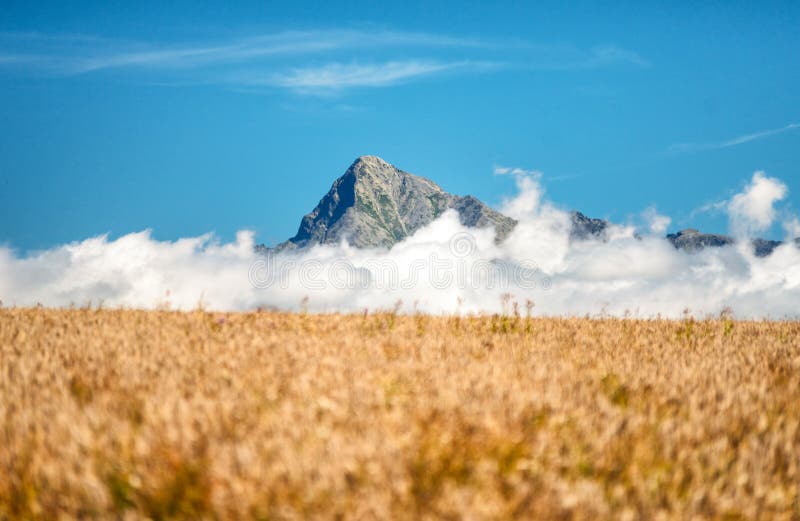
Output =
[{"x1": 1, "y1": 308, "x2": 799, "y2": 520}]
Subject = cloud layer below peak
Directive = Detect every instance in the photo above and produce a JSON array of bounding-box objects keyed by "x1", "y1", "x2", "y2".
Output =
[{"x1": 2, "y1": 170, "x2": 799, "y2": 318}]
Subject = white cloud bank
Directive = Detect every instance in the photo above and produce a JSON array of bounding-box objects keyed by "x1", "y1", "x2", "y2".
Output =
[{"x1": 2, "y1": 171, "x2": 799, "y2": 318}]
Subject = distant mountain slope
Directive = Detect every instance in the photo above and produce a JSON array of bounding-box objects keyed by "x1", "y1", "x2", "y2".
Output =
[
  {"x1": 259, "y1": 155, "x2": 794, "y2": 257},
  {"x1": 570, "y1": 211, "x2": 608, "y2": 240},
  {"x1": 665, "y1": 229, "x2": 793, "y2": 257},
  {"x1": 665, "y1": 229, "x2": 735, "y2": 252},
  {"x1": 276, "y1": 156, "x2": 515, "y2": 249}
]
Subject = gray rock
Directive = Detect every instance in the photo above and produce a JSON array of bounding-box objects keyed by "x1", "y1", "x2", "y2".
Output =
[
  {"x1": 570, "y1": 211, "x2": 608, "y2": 241},
  {"x1": 666, "y1": 229, "x2": 797, "y2": 257},
  {"x1": 449, "y1": 195, "x2": 517, "y2": 241},
  {"x1": 275, "y1": 156, "x2": 516, "y2": 250},
  {"x1": 751, "y1": 238, "x2": 784, "y2": 257},
  {"x1": 666, "y1": 229, "x2": 735, "y2": 252}
]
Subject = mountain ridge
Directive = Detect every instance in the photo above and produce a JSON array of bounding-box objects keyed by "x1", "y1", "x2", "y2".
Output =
[{"x1": 258, "y1": 156, "x2": 795, "y2": 257}]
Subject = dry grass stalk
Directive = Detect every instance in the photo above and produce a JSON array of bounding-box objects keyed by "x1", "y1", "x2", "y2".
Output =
[{"x1": 1, "y1": 308, "x2": 799, "y2": 519}]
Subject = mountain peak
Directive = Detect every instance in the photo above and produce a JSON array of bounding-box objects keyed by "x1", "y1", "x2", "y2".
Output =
[
  {"x1": 666, "y1": 229, "x2": 733, "y2": 252},
  {"x1": 351, "y1": 155, "x2": 389, "y2": 167},
  {"x1": 345, "y1": 155, "x2": 404, "y2": 184},
  {"x1": 277, "y1": 157, "x2": 515, "y2": 249}
]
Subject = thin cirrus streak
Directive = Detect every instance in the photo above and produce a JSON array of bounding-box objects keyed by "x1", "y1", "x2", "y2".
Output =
[
  {"x1": 249, "y1": 60, "x2": 500, "y2": 92},
  {"x1": 68, "y1": 31, "x2": 493, "y2": 74},
  {"x1": 493, "y1": 167, "x2": 579, "y2": 183},
  {"x1": 0, "y1": 29, "x2": 490, "y2": 74},
  {"x1": 669, "y1": 123, "x2": 800, "y2": 154},
  {"x1": 0, "y1": 29, "x2": 648, "y2": 93}
]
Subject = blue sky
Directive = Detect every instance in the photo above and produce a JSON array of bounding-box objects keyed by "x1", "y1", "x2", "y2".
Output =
[{"x1": 1, "y1": 0, "x2": 798, "y2": 250}]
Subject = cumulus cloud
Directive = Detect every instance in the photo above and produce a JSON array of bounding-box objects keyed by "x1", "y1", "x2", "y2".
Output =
[
  {"x1": 782, "y1": 217, "x2": 800, "y2": 239},
  {"x1": 2, "y1": 171, "x2": 799, "y2": 318},
  {"x1": 0, "y1": 231, "x2": 260, "y2": 310},
  {"x1": 642, "y1": 206, "x2": 671, "y2": 235},
  {"x1": 728, "y1": 171, "x2": 787, "y2": 237}
]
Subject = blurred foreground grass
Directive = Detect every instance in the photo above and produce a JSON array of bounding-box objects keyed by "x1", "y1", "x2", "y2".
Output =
[{"x1": 1, "y1": 308, "x2": 799, "y2": 520}]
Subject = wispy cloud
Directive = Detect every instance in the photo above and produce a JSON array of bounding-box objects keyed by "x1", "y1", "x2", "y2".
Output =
[
  {"x1": 0, "y1": 31, "x2": 107, "y2": 43},
  {"x1": 0, "y1": 29, "x2": 487, "y2": 74},
  {"x1": 494, "y1": 166, "x2": 579, "y2": 183},
  {"x1": 669, "y1": 123, "x2": 800, "y2": 154},
  {"x1": 494, "y1": 166, "x2": 543, "y2": 177},
  {"x1": 511, "y1": 43, "x2": 650, "y2": 70},
  {"x1": 242, "y1": 60, "x2": 492, "y2": 93},
  {"x1": 0, "y1": 54, "x2": 29, "y2": 64},
  {"x1": 689, "y1": 199, "x2": 728, "y2": 220},
  {"x1": 0, "y1": 29, "x2": 649, "y2": 94},
  {"x1": 589, "y1": 45, "x2": 650, "y2": 67},
  {"x1": 546, "y1": 173, "x2": 582, "y2": 182},
  {"x1": 72, "y1": 33, "x2": 479, "y2": 74}
]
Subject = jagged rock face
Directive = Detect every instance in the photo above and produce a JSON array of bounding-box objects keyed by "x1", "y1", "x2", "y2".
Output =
[
  {"x1": 280, "y1": 156, "x2": 516, "y2": 249},
  {"x1": 570, "y1": 211, "x2": 608, "y2": 241},
  {"x1": 666, "y1": 229, "x2": 735, "y2": 252},
  {"x1": 665, "y1": 229, "x2": 796, "y2": 257},
  {"x1": 751, "y1": 238, "x2": 784, "y2": 257},
  {"x1": 449, "y1": 195, "x2": 516, "y2": 240}
]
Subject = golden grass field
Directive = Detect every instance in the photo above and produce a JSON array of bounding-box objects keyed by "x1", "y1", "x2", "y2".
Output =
[{"x1": 1, "y1": 308, "x2": 799, "y2": 520}]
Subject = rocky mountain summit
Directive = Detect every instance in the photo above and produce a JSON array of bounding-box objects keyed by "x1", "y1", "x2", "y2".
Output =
[
  {"x1": 570, "y1": 211, "x2": 608, "y2": 240},
  {"x1": 260, "y1": 156, "x2": 793, "y2": 256},
  {"x1": 665, "y1": 229, "x2": 792, "y2": 257},
  {"x1": 275, "y1": 156, "x2": 515, "y2": 249},
  {"x1": 665, "y1": 229, "x2": 735, "y2": 252}
]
